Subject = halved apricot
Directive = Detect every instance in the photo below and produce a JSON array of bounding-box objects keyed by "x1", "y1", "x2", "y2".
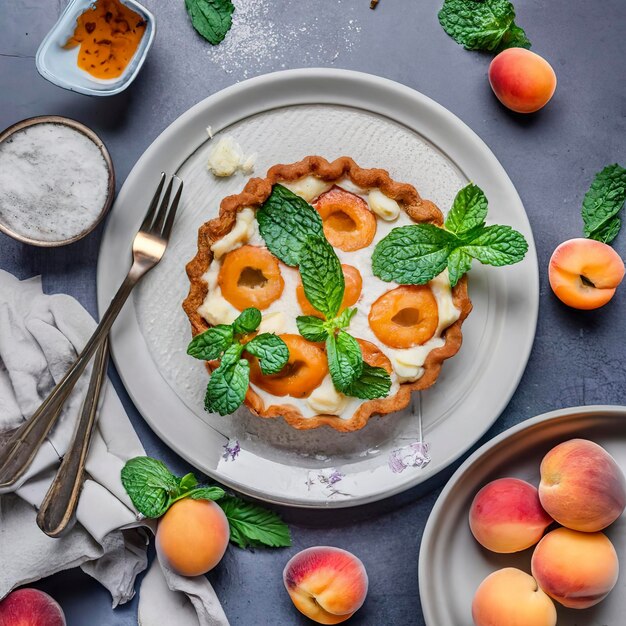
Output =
[
  {"x1": 218, "y1": 245, "x2": 284, "y2": 311},
  {"x1": 314, "y1": 186, "x2": 377, "y2": 251},
  {"x1": 368, "y1": 286, "x2": 439, "y2": 349},
  {"x1": 248, "y1": 334, "x2": 328, "y2": 398},
  {"x1": 357, "y1": 338, "x2": 392, "y2": 373},
  {"x1": 296, "y1": 264, "x2": 363, "y2": 317}
]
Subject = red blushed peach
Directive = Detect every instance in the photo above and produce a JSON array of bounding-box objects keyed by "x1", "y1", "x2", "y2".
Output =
[
  {"x1": 0, "y1": 589, "x2": 66, "y2": 626},
  {"x1": 156, "y1": 498, "x2": 230, "y2": 577},
  {"x1": 531, "y1": 528, "x2": 619, "y2": 609},
  {"x1": 472, "y1": 568, "x2": 557, "y2": 626},
  {"x1": 469, "y1": 478, "x2": 553, "y2": 553},
  {"x1": 548, "y1": 238, "x2": 625, "y2": 310},
  {"x1": 539, "y1": 438, "x2": 626, "y2": 532},
  {"x1": 283, "y1": 547, "x2": 368, "y2": 625},
  {"x1": 488, "y1": 48, "x2": 556, "y2": 113}
]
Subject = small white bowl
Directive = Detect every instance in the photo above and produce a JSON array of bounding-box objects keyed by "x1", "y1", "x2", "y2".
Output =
[{"x1": 35, "y1": 0, "x2": 155, "y2": 97}]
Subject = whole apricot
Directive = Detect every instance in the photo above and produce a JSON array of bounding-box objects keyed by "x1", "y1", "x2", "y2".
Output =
[
  {"x1": 283, "y1": 547, "x2": 368, "y2": 625},
  {"x1": 489, "y1": 48, "x2": 556, "y2": 114},
  {"x1": 472, "y1": 568, "x2": 557, "y2": 626},
  {"x1": 532, "y1": 528, "x2": 619, "y2": 609},
  {"x1": 0, "y1": 589, "x2": 66, "y2": 626},
  {"x1": 469, "y1": 478, "x2": 553, "y2": 553},
  {"x1": 548, "y1": 238, "x2": 625, "y2": 310},
  {"x1": 156, "y1": 498, "x2": 230, "y2": 577},
  {"x1": 538, "y1": 438, "x2": 626, "y2": 532}
]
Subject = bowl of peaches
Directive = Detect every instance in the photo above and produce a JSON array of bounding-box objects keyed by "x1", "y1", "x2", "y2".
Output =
[{"x1": 419, "y1": 405, "x2": 626, "y2": 626}]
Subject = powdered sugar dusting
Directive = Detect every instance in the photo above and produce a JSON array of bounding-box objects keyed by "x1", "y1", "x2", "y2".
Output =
[{"x1": 208, "y1": 0, "x2": 362, "y2": 79}]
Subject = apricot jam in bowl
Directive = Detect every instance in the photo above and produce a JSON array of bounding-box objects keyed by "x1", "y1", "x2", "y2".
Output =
[{"x1": 36, "y1": 0, "x2": 155, "y2": 96}]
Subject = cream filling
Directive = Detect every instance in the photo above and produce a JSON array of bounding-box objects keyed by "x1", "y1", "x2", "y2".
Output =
[
  {"x1": 207, "y1": 136, "x2": 256, "y2": 177},
  {"x1": 210, "y1": 207, "x2": 257, "y2": 260},
  {"x1": 197, "y1": 175, "x2": 461, "y2": 418}
]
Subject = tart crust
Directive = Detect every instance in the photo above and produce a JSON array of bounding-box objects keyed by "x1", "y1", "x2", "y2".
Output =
[{"x1": 183, "y1": 156, "x2": 472, "y2": 432}]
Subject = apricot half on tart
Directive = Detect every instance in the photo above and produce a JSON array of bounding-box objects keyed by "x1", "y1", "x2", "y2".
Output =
[
  {"x1": 368, "y1": 285, "x2": 439, "y2": 349},
  {"x1": 249, "y1": 334, "x2": 328, "y2": 398},
  {"x1": 297, "y1": 264, "x2": 363, "y2": 317},
  {"x1": 218, "y1": 244, "x2": 284, "y2": 310},
  {"x1": 313, "y1": 186, "x2": 377, "y2": 252}
]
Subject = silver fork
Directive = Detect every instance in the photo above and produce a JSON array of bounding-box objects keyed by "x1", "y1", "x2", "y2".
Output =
[{"x1": 0, "y1": 172, "x2": 183, "y2": 489}]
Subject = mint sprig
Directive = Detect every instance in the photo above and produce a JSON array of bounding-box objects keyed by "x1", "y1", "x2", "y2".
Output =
[
  {"x1": 185, "y1": 0, "x2": 234, "y2": 45},
  {"x1": 372, "y1": 183, "x2": 528, "y2": 287},
  {"x1": 121, "y1": 457, "x2": 225, "y2": 519},
  {"x1": 187, "y1": 308, "x2": 290, "y2": 415},
  {"x1": 121, "y1": 457, "x2": 291, "y2": 549},
  {"x1": 256, "y1": 188, "x2": 392, "y2": 400},
  {"x1": 581, "y1": 164, "x2": 626, "y2": 244},
  {"x1": 438, "y1": 0, "x2": 531, "y2": 53}
]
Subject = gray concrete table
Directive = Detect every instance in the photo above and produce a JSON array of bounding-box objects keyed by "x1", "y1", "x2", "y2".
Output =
[{"x1": 1, "y1": 1, "x2": 625, "y2": 624}]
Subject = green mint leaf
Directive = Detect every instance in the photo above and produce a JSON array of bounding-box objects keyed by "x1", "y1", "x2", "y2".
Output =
[
  {"x1": 497, "y1": 23, "x2": 531, "y2": 51},
  {"x1": 232, "y1": 308, "x2": 262, "y2": 336},
  {"x1": 326, "y1": 330, "x2": 363, "y2": 392},
  {"x1": 185, "y1": 0, "x2": 234, "y2": 45},
  {"x1": 445, "y1": 183, "x2": 488, "y2": 234},
  {"x1": 343, "y1": 363, "x2": 392, "y2": 399},
  {"x1": 188, "y1": 486, "x2": 226, "y2": 502},
  {"x1": 187, "y1": 325, "x2": 233, "y2": 361},
  {"x1": 257, "y1": 184, "x2": 324, "y2": 266},
  {"x1": 296, "y1": 315, "x2": 329, "y2": 342},
  {"x1": 372, "y1": 223, "x2": 457, "y2": 285},
  {"x1": 218, "y1": 495, "x2": 292, "y2": 549},
  {"x1": 298, "y1": 236, "x2": 345, "y2": 319},
  {"x1": 460, "y1": 224, "x2": 528, "y2": 266},
  {"x1": 177, "y1": 472, "x2": 199, "y2": 493},
  {"x1": 333, "y1": 307, "x2": 357, "y2": 330},
  {"x1": 121, "y1": 457, "x2": 179, "y2": 518},
  {"x1": 590, "y1": 216, "x2": 621, "y2": 244},
  {"x1": 204, "y1": 344, "x2": 249, "y2": 416},
  {"x1": 244, "y1": 333, "x2": 289, "y2": 375},
  {"x1": 438, "y1": 0, "x2": 530, "y2": 52},
  {"x1": 447, "y1": 248, "x2": 473, "y2": 287},
  {"x1": 582, "y1": 164, "x2": 626, "y2": 242}
]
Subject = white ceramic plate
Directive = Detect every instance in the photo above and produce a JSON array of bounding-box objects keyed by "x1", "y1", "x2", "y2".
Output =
[
  {"x1": 419, "y1": 405, "x2": 626, "y2": 626},
  {"x1": 97, "y1": 69, "x2": 538, "y2": 507}
]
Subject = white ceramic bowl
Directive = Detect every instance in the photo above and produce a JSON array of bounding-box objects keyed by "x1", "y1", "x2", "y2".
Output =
[{"x1": 35, "y1": 0, "x2": 155, "y2": 96}]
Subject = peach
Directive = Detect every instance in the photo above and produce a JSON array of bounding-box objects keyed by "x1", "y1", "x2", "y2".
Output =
[
  {"x1": 488, "y1": 48, "x2": 556, "y2": 114},
  {"x1": 283, "y1": 547, "x2": 368, "y2": 625},
  {"x1": 548, "y1": 238, "x2": 625, "y2": 310},
  {"x1": 156, "y1": 498, "x2": 230, "y2": 577},
  {"x1": 538, "y1": 438, "x2": 626, "y2": 532},
  {"x1": 0, "y1": 589, "x2": 66, "y2": 626},
  {"x1": 472, "y1": 568, "x2": 557, "y2": 626},
  {"x1": 469, "y1": 478, "x2": 553, "y2": 553},
  {"x1": 531, "y1": 527, "x2": 619, "y2": 608}
]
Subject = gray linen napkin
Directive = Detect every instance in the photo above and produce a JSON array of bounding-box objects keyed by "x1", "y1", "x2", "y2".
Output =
[{"x1": 0, "y1": 270, "x2": 229, "y2": 626}]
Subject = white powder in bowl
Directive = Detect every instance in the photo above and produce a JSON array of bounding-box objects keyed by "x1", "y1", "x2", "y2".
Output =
[{"x1": 0, "y1": 122, "x2": 110, "y2": 243}]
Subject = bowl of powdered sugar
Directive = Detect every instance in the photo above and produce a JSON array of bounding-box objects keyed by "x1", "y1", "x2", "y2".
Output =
[{"x1": 0, "y1": 115, "x2": 114, "y2": 246}]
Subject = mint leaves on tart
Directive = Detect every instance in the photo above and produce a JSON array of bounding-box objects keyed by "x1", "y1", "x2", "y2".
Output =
[
  {"x1": 187, "y1": 308, "x2": 289, "y2": 416},
  {"x1": 372, "y1": 183, "x2": 529, "y2": 287},
  {"x1": 121, "y1": 456, "x2": 291, "y2": 549},
  {"x1": 438, "y1": 0, "x2": 531, "y2": 53},
  {"x1": 257, "y1": 184, "x2": 392, "y2": 400},
  {"x1": 581, "y1": 164, "x2": 626, "y2": 245},
  {"x1": 185, "y1": 0, "x2": 235, "y2": 45},
  {"x1": 257, "y1": 184, "x2": 325, "y2": 266}
]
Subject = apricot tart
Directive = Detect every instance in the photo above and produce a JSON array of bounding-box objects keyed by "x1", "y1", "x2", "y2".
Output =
[{"x1": 183, "y1": 156, "x2": 472, "y2": 432}]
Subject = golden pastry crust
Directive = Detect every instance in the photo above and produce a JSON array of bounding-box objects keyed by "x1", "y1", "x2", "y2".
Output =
[{"x1": 183, "y1": 156, "x2": 472, "y2": 432}]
